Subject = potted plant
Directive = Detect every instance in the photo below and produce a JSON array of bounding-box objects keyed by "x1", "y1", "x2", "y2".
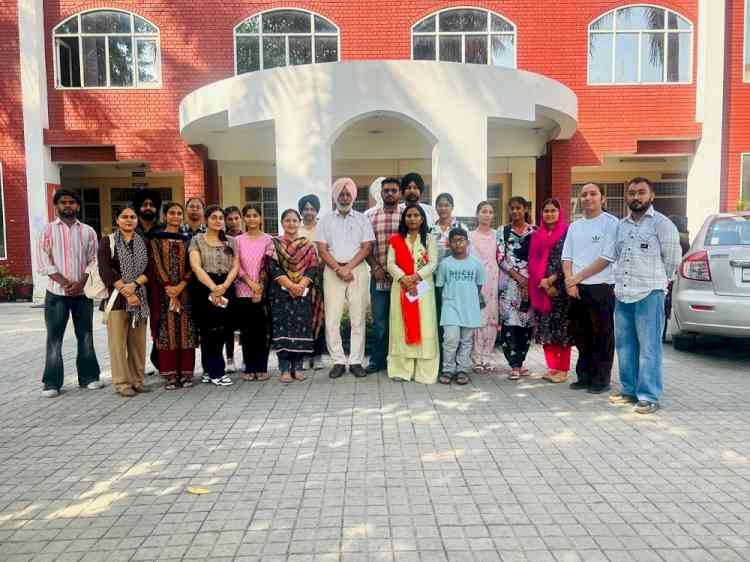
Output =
[
  {"x1": 14, "y1": 276, "x2": 34, "y2": 301},
  {"x1": 0, "y1": 266, "x2": 20, "y2": 301}
]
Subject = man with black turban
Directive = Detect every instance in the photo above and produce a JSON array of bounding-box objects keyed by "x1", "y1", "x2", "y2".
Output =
[
  {"x1": 298, "y1": 194, "x2": 321, "y2": 241},
  {"x1": 131, "y1": 188, "x2": 164, "y2": 375},
  {"x1": 132, "y1": 188, "x2": 164, "y2": 239}
]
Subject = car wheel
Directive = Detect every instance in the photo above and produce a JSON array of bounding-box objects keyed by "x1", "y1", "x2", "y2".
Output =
[{"x1": 672, "y1": 333, "x2": 696, "y2": 351}]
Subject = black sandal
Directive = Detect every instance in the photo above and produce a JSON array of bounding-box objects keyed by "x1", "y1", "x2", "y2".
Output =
[
  {"x1": 439, "y1": 374, "x2": 452, "y2": 385},
  {"x1": 454, "y1": 373, "x2": 470, "y2": 385}
]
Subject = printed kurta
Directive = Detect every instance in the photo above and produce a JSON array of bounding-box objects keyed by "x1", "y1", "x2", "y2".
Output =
[
  {"x1": 534, "y1": 234, "x2": 573, "y2": 347},
  {"x1": 268, "y1": 236, "x2": 320, "y2": 354},
  {"x1": 149, "y1": 232, "x2": 198, "y2": 351},
  {"x1": 386, "y1": 235, "x2": 439, "y2": 384}
]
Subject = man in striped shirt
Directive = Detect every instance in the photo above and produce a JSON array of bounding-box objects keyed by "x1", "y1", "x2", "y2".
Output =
[{"x1": 37, "y1": 190, "x2": 102, "y2": 397}]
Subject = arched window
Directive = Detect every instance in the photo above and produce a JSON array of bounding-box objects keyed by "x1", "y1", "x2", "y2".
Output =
[
  {"x1": 234, "y1": 9, "x2": 339, "y2": 75},
  {"x1": 53, "y1": 10, "x2": 161, "y2": 88},
  {"x1": 588, "y1": 5, "x2": 692, "y2": 84},
  {"x1": 411, "y1": 8, "x2": 516, "y2": 68}
]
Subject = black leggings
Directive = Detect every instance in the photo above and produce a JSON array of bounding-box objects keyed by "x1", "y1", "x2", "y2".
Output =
[
  {"x1": 235, "y1": 298, "x2": 270, "y2": 373},
  {"x1": 500, "y1": 325, "x2": 533, "y2": 369}
]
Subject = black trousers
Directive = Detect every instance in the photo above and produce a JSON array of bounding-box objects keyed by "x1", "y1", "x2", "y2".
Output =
[
  {"x1": 235, "y1": 298, "x2": 270, "y2": 373},
  {"x1": 42, "y1": 292, "x2": 101, "y2": 389},
  {"x1": 570, "y1": 283, "x2": 615, "y2": 388},
  {"x1": 193, "y1": 274, "x2": 234, "y2": 380}
]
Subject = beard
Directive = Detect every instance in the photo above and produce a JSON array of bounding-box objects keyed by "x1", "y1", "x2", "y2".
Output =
[
  {"x1": 336, "y1": 202, "x2": 352, "y2": 212},
  {"x1": 140, "y1": 210, "x2": 157, "y2": 221},
  {"x1": 628, "y1": 200, "x2": 651, "y2": 213},
  {"x1": 59, "y1": 208, "x2": 76, "y2": 218}
]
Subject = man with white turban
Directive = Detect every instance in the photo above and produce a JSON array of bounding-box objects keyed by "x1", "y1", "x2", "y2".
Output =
[{"x1": 316, "y1": 178, "x2": 375, "y2": 378}]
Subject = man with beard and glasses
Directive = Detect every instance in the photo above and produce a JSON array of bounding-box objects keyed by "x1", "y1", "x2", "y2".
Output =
[
  {"x1": 37, "y1": 189, "x2": 102, "y2": 397},
  {"x1": 365, "y1": 177, "x2": 402, "y2": 374},
  {"x1": 181, "y1": 197, "x2": 207, "y2": 237},
  {"x1": 316, "y1": 178, "x2": 375, "y2": 379},
  {"x1": 133, "y1": 189, "x2": 164, "y2": 240},
  {"x1": 399, "y1": 172, "x2": 438, "y2": 225},
  {"x1": 607, "y1": 177, "x2": 681, "y2": 415}
]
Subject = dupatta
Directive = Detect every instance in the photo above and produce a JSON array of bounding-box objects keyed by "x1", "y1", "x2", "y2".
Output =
[
  {"x1": 528, "y1": 204, "x2": 568, "y2": 314},
  {"x1": 389, "y1": 234, "x2": 422, "y2": 345}
]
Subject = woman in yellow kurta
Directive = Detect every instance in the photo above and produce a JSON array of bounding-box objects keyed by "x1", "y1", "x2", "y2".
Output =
[{"x1": 386, "y1": 204, "x2": 439, "y2": 383}]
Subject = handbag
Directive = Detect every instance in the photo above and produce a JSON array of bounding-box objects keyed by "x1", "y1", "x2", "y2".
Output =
[{"x1": 84, "y1": 234, "x2": 115, "y2": 300}]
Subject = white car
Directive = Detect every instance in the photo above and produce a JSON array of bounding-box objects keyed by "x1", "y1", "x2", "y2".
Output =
[{"x1": 670, "y1": 211, "x2": 750, "y2": 350}]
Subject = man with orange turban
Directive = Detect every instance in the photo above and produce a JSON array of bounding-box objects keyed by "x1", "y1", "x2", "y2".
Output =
[{"x1": 316, "y1": 178, "x2": 375, "y2": 379}]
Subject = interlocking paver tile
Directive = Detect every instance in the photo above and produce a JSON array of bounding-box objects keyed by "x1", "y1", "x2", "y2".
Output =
[{"x1": 0, "y1": 303, "x2": 749, "y2": 561}]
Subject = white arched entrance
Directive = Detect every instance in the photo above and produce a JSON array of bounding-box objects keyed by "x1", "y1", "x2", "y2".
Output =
[{"x1": 179, "y1": 60, "x2": 577, "y2": 219}]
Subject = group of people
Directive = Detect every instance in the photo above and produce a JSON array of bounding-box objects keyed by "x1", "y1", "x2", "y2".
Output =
[{"x1": 38, "y1": 173, "x2": 681, "y2": 414}]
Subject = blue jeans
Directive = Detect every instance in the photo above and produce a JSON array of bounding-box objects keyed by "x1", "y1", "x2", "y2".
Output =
[
  {"x1": 42, "y1": 291, "x2": 101, "y2": 390},
  {"x1": 369, "y1": 282, "x2": 390, "y2": 370},
  {"x1": 615, "y1": 290, "x2": 665, "y2": 403}
]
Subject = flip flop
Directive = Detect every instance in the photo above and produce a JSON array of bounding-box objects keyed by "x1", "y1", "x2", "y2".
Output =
[
  {"x1": 280, "y1": 372, "x2": 293, "y2": 384},
  {"x1": 241, "y1": 373, "x2": 256, "y2": 381},
  {"x1": 292, "y1": 371, "x2": 306, "y2": 382}
]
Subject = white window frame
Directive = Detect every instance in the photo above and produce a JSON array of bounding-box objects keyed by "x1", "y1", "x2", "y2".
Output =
[
  {"x1": 233, "y1": 9, "x2": 340, "y2": 75},
  {"x1": 52, "y1": 9, "x2": 162, "y2": 90},
  {"x1": 587, "y1": 4, "x2": 693, "y2": 86},
  {"x1": 744, "y1": 0, "x2": 750, "y2": 83},
  {"x1": 410, "y1": 6, "x2": 517, "y2": 69},
  {"x1": 0, "y1": 162, "x2": 6, "y2": 260}
]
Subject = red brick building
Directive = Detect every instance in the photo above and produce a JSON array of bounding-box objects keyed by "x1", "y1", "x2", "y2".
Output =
[{"x1": 0, "y1": 1, "x2": 745, "y2": 295}]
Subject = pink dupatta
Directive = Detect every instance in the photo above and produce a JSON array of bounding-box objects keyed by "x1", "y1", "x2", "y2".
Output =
[{"x1": 528, "y1": 201, "x2": 568, "y2": 314}]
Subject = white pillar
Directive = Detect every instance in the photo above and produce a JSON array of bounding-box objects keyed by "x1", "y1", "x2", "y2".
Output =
[
  {"x1": 274, "y1": 115, "x2": 333, "y2": 222},
  {"x1": 19, "y1": 0, "x2": 60, "y2": 300},
  {"x1": 687, "y1": 0, "x2": 725, "y2": 238},
  {"x1": 432, "y1": 114, "x2": 487, "y2": 217}
]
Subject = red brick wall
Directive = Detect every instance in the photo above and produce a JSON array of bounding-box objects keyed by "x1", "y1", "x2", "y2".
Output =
[
  {"x1": 723, "y1": 0, "x2": 749, "y2": 210},
  {"x1": 42, "y1": 1, "x2": 700, "y2": 202},
  {"x1": 0, "y1": 0, "x2": 31, "y2": 277}
]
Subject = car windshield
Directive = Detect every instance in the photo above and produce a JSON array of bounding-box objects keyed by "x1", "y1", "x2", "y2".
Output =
[{"x1": 705, "y1": 216, "x2": 750, "y2": 246}]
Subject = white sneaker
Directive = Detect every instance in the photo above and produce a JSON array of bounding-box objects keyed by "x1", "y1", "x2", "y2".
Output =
[
  {"x1": 42, "y1": 388, "x2": 59, "y2": 398},
  {"x1": 226, "y1": 359, "x2": 236, "y2": 373},
  {"x1": 86, "y1": 381, "x2": 103, "y2": 390},
  {"x1": 201, "y1": 373, "x2": 210, "y2": 383},
  {"x1": 210, "y1": 375, "x2": 233, "y2": 386}
]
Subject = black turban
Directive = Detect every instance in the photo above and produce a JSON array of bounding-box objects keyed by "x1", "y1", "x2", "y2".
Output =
[
  {"x1": 131, "y1": 188, "x2": 163, "y2": 216},
  {"x1": 298, "y1": 194, "x2": 321, "y2": 214}
]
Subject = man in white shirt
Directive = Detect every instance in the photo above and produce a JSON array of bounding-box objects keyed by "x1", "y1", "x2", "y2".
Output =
[
  {"x1": 562, "y1": 183, "x2": 619, "y2": 394},
  {"x1": 400, "y1": 172, "x2": 438, "y2": 225},
  {"x1": 317, "y1": 178, "x2": 375, "y2": 379}
]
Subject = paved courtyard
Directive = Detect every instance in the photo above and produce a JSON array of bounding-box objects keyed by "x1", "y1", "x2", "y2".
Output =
[{"x1": 0, "y1": 302, "x2": 749, "y2": 562}]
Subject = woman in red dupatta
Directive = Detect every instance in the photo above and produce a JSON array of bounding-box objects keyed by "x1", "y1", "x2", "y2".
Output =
[
  {"x1": 268, "y1": 209, "x2": 319, "y2": 383},
  {"x1": 386, "y1": 204, "x2": 439, "y2": 384},
  {"x1": 528, "y1": 198, "x2": 572, "y2": 383}
]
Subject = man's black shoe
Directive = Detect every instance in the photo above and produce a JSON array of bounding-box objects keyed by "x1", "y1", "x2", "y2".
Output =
[
  {"x1": 569, "y1": 381, "x2": 589, "y2": 390},
  {"x1": 329, "y1": 364, "x2": 346, "y2": 379},
  {"x1": 365, "y1": 364, "x2": 382, "y2": 374},
  {"x1": 587, "y1": 384, "x2": 611, "y2": 395},
  {"x1": 350, "y1": 364, "x2": 367, "y2": 378}
]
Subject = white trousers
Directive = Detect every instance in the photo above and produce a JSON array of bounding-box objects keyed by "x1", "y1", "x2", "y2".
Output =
[{"x1": 324, "y1": 262, "x2": 370, "y2": 365}]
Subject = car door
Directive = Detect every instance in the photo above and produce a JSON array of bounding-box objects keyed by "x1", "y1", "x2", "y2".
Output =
[{"x1": 705, "y1": 215, "x2": 750, "y2": 297}]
